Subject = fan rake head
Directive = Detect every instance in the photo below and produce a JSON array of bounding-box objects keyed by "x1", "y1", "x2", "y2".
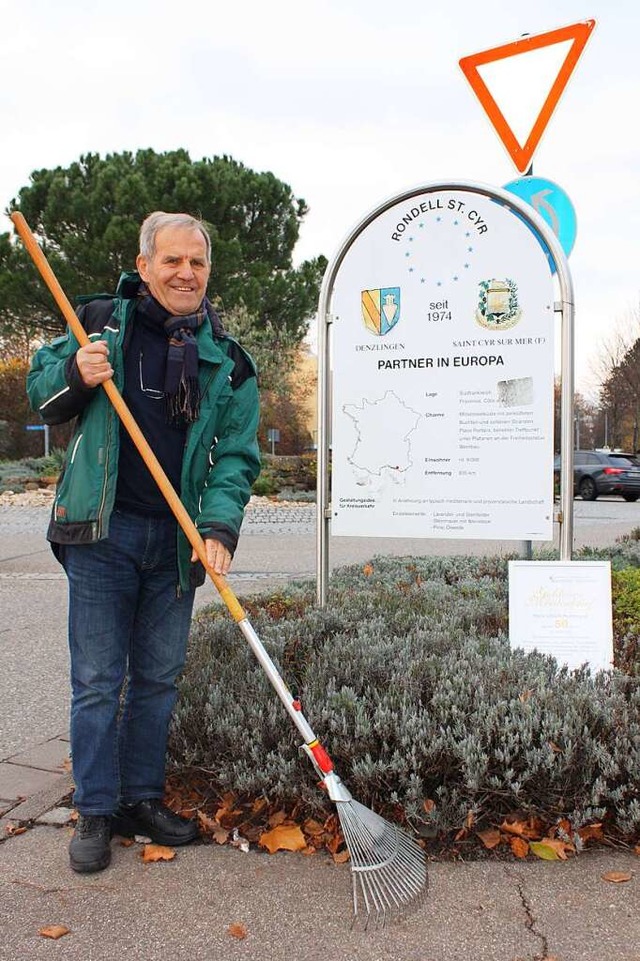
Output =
[{"x1": 336, "y1": 797, "x2": 428, "y2": 927}]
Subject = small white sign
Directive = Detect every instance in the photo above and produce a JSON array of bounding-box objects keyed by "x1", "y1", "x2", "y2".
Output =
[{"x1": 508, "y1": 561, "x2": 613, "y2": 673}]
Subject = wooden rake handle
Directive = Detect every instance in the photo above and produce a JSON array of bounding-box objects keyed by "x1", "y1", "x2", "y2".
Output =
[{"x1": 12, "y1": 211, "x2": 246, "y2": 623}]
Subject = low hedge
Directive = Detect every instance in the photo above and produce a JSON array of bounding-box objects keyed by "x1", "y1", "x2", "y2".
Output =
[
  {"x1": 169, "y1": 549, "x2": 640, "y2": 848},
  {"x1": 612, "y1": 567, "x2": 640, "y2": 676},
  {"x1": 253, "y1": 453, "x2": 316, "y2": 497}
]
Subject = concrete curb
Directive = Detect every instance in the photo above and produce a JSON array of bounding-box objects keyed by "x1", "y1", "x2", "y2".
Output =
[{"x1": 1, "y1": 770, "x2": 73, "y2": 836}]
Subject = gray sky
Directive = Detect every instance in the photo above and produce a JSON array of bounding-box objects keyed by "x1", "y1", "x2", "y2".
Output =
[{"x1": 1, "y1": 0, "x2": 638, "y2": 395}]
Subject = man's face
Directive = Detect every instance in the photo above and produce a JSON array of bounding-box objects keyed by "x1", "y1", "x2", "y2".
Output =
[{"x1": 136, "y1": 225, "x2": 210, "y2": 315}]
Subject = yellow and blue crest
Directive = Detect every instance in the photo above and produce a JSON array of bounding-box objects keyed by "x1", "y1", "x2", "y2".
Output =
[{"x1": 361, "y1": 287, "x2": 401, "y2": 336}]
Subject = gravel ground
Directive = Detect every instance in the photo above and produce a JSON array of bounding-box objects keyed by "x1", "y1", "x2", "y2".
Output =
[{"x1": 0, "y1": 494, "x2": 316, "y2": 534}]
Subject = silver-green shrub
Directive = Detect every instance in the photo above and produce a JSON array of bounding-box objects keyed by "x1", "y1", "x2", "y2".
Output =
[{"x1": 169, "y1": 552, "x2": 640, "y2": 842}]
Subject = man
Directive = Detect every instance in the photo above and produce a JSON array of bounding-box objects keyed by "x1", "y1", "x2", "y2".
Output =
[{"x1": 27, "y1": 212, "x2": 260, "y2": 873}]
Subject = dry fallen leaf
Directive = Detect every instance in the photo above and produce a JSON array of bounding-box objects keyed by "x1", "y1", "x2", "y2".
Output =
[
  {"x1": 602, "y1": 871, "x2": 633, "y2": 883},
  {"x1": 634, "y1": 845, "x2": 640, "y2": 856},
  {"x1": 326, "y1": 828, "x2": 345, "y2": 855},
  {"x1": 423, "y1": 798, "x2": 436, "y2": 814},
  {"x1": 259, "y1": 822, "x2": 307, "y2": 855},
  {"x1": 211, "y1": 824, "x2": 230, "y2": 845},
  {"x1": 4, "y1": 824, "x2": 27, "y2": 837},
  {"x1": 267, "y1": 809, "x2": 287, "y2": 828},
  {"x1": 197, "y1": 811, "x2": 229, "y2": 845},
  {"x1": 509, "y1": 836, "x2": 530, "y2": 859},
  {"x1": 197, "y1": 811, "x2": 217, "y2": 831},
  {"x1": 303, "y1": 818, "x2": 325, "y2": 837},
  {"x1": 39, "y1": 925, "x2": 70, "y2": 940},
  {"x1": 332, "y1": 849, "x2": 351, "y2": 864},
  {"x1": 214, "y1": 793, "x2": 243, "y2": 826},
  {"x1": 238, "y1": 822, "x2": 263, "y2": 844},
  {"x1": 141, "y1": 844, "x2": 176, "y2": 863},
  {"x1": 477, "y1": 828, "x2": 503, "y2": 850},
  {"x1": 529, "y1": 840, "x2": 568, "y2": 861},
  {"x1": 251, "y1": 798, "x2": 268, "y2": 816},
  {"x1": 578, "y1": 823, "x2": 604, "y2": 843},
  {"x1": 362, "y1": 563, "x2": 374, "y2": 576},
  {"x1": 500, "y1": 817, "x2": 542, "y2": 840},
  {"x1": 228, "y1": 923, "x2": 248, "y2": 940},
  {"x1": 548, "y1": 838, "x2": 574, "y2": 858}
]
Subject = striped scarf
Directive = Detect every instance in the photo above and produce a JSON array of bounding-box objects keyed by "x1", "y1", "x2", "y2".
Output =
[{"x1": 136, "y1": 286, "x2": 207, "y2": 425}]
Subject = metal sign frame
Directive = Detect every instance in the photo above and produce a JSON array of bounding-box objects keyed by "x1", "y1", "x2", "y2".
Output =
[{"x1": 316, "y1": 179, "x2": 575, "y2": 606}]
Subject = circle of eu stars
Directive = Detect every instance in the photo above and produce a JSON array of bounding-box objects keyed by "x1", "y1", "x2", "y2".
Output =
[{"x1": 403, "y1": 216, "x2": 475, "y2": 285}]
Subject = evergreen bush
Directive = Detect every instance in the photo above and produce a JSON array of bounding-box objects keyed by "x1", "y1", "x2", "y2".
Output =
[
  {"x1": 36, "y1": 448, "x2": 65, "y2": 477},
  {"x1": 275, "y1": 488, "x2": 316, "y2": 503},
  {"x1": 251, "y1": 473, "x2": 277, "y2": 497},
  {"x1": 0, "y1": 451, "x2": 65, "y2": 492},
  {"x1": 611, "y1": 568, "x2": 640, "y2": 676},
  {"x1": 169, "y1": 551, "x2": 640, "y2": 847},
  {"x1": 258, "y1": 454, "x2": 316, "y2": 491},
  {"x1": 0, "y1": 457, "x2": 42, "y2": 492}
]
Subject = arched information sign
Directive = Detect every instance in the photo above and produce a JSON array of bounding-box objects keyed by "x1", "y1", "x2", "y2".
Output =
[{"x1": 316, "y1": 181, "x2": 574, "y2": 605}]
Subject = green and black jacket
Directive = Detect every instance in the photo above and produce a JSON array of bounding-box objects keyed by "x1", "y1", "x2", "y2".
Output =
[{"x1": 26, "y1": 272, "x2": 261, "y2": 592}]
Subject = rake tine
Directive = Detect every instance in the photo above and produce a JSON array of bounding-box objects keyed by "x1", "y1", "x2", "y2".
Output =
[
  {"x1": 379, "y1": 842, "x2": 426, "y2": 897},
  {"x1": 337, "y1": 797, "x2": 428, "y2": 926},
  {"x1": 361, "y1": 851, "x2": 423, "y2": 909},
  {"x1": 358, "y1": 859, "x2": 412, "y2": 906},
  {"x1": 342, "y1": 817, "x2": 390, "y2": 923}
]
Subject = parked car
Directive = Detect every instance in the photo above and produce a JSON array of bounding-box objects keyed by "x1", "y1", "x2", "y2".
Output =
[{"x1": 554, "y1": 449, "x2": 640, "y2": 501}]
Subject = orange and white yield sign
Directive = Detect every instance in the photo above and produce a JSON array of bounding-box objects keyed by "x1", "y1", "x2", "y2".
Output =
[{"x1": 459, "y1": 20, "x2": 596, "y2": 173}]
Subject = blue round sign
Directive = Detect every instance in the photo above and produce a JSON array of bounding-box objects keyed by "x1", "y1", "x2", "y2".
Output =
[{"x1": 503, "y1": 176, "x2": 577, "y2": 272}]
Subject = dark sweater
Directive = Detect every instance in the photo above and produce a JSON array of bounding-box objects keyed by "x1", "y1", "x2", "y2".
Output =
[{"x1": 115, "y1": 309, "x2": 187, "y2": 515}]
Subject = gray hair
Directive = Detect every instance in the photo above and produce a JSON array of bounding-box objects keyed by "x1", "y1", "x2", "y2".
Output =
[{"x1": 139, "y1": 211, "x2": 211, "y2": 263}]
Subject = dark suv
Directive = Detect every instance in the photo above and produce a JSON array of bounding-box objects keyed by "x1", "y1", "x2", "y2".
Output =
[{"x1": 568, "y1": 450, "x2": 640, "y2": 501}]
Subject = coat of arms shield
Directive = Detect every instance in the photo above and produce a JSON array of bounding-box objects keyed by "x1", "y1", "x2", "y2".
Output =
[
  {"x1": 361, "y1": 287, "x2": 401, "y2": 336},
  {"x1": 476, "y1": 278, "x2": 522, "y2": 330}
]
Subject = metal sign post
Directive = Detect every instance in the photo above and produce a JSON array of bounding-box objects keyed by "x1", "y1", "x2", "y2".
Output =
[
  {"x1": 316, "y1": 180, "x2": 574, "y2": 606},
  {"x1": 267, "y1": 428, "x2": 280, "y2": 456},
  {"x1": 26, "y1": 423, "x2": 50, "y2": 456}
]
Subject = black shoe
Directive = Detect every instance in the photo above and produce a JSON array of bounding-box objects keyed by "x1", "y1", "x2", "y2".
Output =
[
  {"x1": 112, "y1": 798, "x2": 199, "y2": 846},
  {"x1": 69, "y1": 815, "x2": 112, "y2": 873}
]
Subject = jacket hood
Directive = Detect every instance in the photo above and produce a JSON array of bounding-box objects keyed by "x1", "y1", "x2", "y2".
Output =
[
  {"x1": 115, "y1": 271, "x2": 226, "y2": 338},
  {"x1": 116, "y1": 270, "x2": 142, "y2": 299}
]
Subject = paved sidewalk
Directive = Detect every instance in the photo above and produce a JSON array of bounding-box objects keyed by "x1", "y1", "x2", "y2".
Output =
[
  {"x1": 0, "y1": 736, "x2": 71, "y2": 821},
  {"x1": 1, "y1": 809, "x2": 638, "y2": 960}
]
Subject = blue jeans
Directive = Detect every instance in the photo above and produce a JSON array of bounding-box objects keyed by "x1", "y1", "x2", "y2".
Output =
[{"x1": 61, "y1": 510, "x2": 195, "y2": 815}]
